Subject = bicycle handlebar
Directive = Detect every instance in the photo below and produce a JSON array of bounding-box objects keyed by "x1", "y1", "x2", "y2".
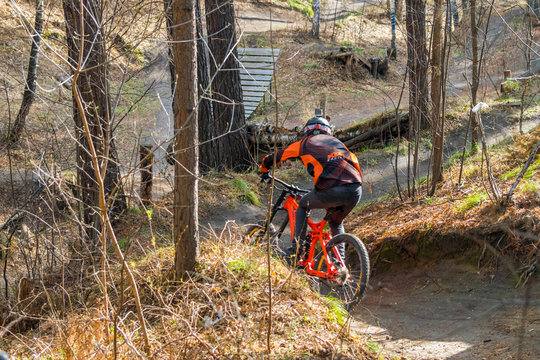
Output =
[{"x1": 264, "y1": 175, "x2": 309, "y2": 194}]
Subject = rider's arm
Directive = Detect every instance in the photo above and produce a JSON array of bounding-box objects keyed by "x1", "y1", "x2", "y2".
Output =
[
  {"x1": 260, "y1": 140, "x2": 302, "y2": 173},
  {"x1": 349, "y1": 152, "x2": 363, "y2": 180}
]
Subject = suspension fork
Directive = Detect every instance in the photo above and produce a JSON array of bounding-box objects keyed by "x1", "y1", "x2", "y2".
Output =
[{"x1": 263, "y1": 190, "x2": 288, "y2": 236}]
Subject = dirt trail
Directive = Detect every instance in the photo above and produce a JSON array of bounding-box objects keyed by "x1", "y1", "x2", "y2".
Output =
[
  {"x1": 236, "y1": 0, "x2": 371, "y2": 33},
  {"x1": 353, "y1": 261, "x2": 540, "y2": 359}
]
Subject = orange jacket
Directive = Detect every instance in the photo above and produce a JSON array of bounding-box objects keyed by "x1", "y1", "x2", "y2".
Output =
[{"x1": 260, "y1": 134, "x2": 362, "y2": 191}]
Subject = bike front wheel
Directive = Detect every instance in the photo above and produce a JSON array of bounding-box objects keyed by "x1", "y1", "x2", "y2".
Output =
[
  {"x1": 321, "y1": 233, "x2": 370, "y2": 311},
  {"x1": 243, "y1": 222, "x2": 277, "y2": 248}
]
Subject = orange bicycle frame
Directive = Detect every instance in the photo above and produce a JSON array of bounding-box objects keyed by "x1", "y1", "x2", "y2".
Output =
[{"x1": 282, "y1": 195, "x2": 343, "y2": 279}]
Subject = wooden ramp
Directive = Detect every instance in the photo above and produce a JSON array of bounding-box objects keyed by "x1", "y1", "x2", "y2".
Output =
[{"x1": 238, "y1": 47, "x2": 280, "y2": 118}]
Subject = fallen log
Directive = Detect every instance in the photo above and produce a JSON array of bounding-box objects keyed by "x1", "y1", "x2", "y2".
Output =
[
  {"x1": 335, "y1": 110, "x2": 408, "y2": 142},
  {"x1": 248, "y1": 133, "x2": 300, "y2": 146},
  {"x1": 343, "y1": 111, "x2": 408, "y2": 149},
  {"x1": 247, "y1": 109, "x2": 410, "y2": 151}
]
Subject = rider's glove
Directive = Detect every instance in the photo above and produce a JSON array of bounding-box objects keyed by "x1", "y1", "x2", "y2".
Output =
[{"x1": 260, "y1": 172, "x2": 270, "y2": 183}]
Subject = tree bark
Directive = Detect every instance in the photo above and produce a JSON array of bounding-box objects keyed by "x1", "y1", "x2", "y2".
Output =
[
  {"x1": 451, "y1": 0, "x2": 459, "y2": 28},
  {"x1": 396, "y1": 0, "x2": 404, "y2": 21},
  {"x1": 63, "y1": 0, "x2": 126, "y2": 245},
  {"x1": 405, "y1": 0, "x2": 428, "y2": 198},
  {"x1": 312, "y1": 0, "x2": 321, "y2": 38},
  {"x1": 391, "y1": 0, "x2": 397, "y2": 59},
  {"x1": 430, "y1": 0, "x2": 444, "y2": 194},
  {"x1": 206, "y1": 0, "x2": 251, "y2": 171},
  {"x1": 469, "y1": 0, "x2": 479, "y2": 151},
  {"x1": 171, "y1": 0, "x2": 199, "y2": 278},
  {"x1": 8, "y1": 0, "x2": 44, "y2": 147},
  {"x1": 164, "y1": 0, "x2": 216, "y2": 172},
  {"x1": 196, "y1": 0, "x2": 218, "y2": 172},
  {"x1": 163, "y1": 0, "x2": 176, "y2": 96}
]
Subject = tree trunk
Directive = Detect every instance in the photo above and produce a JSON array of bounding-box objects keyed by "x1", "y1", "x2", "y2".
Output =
[
  {"x1": 196, "y1": 0, "x2": 218, "y2": 172},
  {"x1": 469, "y1": 0, "x2": 479, "y2": 151},
  {"x1": 396, "y1": 0, "x2": 404, "y2": 21},
  {"x1": 430, "y1": 0, "x2": 444, "y2": 194},
  {"x1": 164, "y1": 0, "x2": 216, "y2": 171},
  {"x1": 451, "y1": 0, "x2": 459, "y2": 28},
  {"x1": 205, "y1": 0, "x2": 251, "y2": 171},
  {"x1": 63, "y1": 0, "x2": 126, "y2": 245},
  {"x1": 163, "y1": 0, "x2": 176, "y2": 96},
  {"x1": 312, "y1": 0, "x2": 321, "y2": 38},
  {"x1": 8, "y1": 0, "x2": 44, "y2": 147},
  {"x1": 405, "y1": 0, "x2": 429, "y2": 198},
  {"x1": 171, "y1": 0, "x2": 199, "y2": 278},
  {"x1": 391, "y1": 0, "x2": 397, "y2": 59}
]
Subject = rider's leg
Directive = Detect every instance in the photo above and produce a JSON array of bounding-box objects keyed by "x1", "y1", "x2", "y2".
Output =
[
  {"x1": 293, "y1": 190, "x2": 318, "y2": 256},
  {"x1": 323, "y1": 184, "x2": 362, "y2": 260},
  {"x1": 294, "y1": 184, "x2": 362, "y2": 257}
]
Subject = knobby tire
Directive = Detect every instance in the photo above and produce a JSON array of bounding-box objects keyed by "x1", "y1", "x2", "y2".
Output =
[{"x1": 322, "y1": 233, "x2": 370, "y2": 311}]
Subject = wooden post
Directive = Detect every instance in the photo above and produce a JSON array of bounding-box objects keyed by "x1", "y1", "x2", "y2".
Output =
[
  {"x1": 501, "y1": 70, "x2": 513, "y2": 95},
  {"x1": 371, "y1": 58, "x2": 380, "y2": 79},
  {"x1": 139, "y1": 144, "x2": 153, "y2": 205}
]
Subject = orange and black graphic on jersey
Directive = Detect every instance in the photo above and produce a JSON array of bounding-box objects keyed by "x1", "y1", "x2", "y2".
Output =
[
  {"x1": 327, "y1": 152, "x2": 346, "y2": 161},
  {"x1": 260, "y1": 134, "x2": 362, "y2": 191}
]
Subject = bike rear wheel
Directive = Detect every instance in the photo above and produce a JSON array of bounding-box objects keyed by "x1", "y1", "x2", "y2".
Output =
[{"x1": 321, "y1": 233, "x2": 370, "y2": 311}]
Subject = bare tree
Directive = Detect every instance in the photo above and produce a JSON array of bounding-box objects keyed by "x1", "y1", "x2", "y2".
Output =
[
  {"x1": 312, "y1": 0, "x2": 321, "y2": 38},
  {"x1": 195, "y1": 0, "x2": 218, "y2": 171},
  {"x1": 430, "y1": 0, "x2": 445, "y2": 194},
  {"x1": 396, "y1": 0, "x2": 404, "y2": 21},
  {"x1": 171, "y1": 0, "x2": 199, "y2": 277},
  {"x1": 63, "y1": 0, "x2": 126, "y2": 244},
  {"x1": 205, "y1": 0, "x2": 251, "y2": 171},
  {"x1": 163, "y1": 0, "x2": 216, "y2": 171},
  {"x1": 469, "y1": 0, "x2": 479, "y2": 152},
  {"x1": 7, "y1": 0, "x2": 43, "y2": 147},
  {"x1": 391, "y1": 0, "x2": 397, "y2": 59},
  {"x1": 405, "y1": 0, "x2": 428, "y2": 198},
  {"x1": 451, "y1": 0, "x2": 459, "y2": 28}
]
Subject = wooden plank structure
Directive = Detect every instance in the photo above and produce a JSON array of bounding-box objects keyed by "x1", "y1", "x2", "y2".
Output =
[{"x1": 237, "y1": 47, "x2": 280, "y2": 118}]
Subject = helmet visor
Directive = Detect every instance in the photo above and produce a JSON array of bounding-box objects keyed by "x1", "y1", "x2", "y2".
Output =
[{"x1": 303, "y1": 123, "x2": 332, "y2": 135}]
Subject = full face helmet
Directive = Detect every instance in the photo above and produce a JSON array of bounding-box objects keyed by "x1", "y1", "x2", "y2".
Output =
[{"x1": 303, "y1": 116, "x2": 332, "y2": 136}]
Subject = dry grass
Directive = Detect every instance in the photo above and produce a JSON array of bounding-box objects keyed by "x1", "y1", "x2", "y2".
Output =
[
  {"x1": 347, "y1": 124, "x2": 540, "y2": 271},
  {"x1": 3, "y1": 220, "x2": 376, "y2": 359}
]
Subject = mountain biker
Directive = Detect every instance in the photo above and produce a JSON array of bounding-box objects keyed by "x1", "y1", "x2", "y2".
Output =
[{"x1": 259, "y1": 116, "x2": 363, "y2": 259}]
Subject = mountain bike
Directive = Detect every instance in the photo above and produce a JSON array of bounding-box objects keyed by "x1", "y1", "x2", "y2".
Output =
[{"x1": 244, "y1": 176, "x2": 370, "y2": 310}]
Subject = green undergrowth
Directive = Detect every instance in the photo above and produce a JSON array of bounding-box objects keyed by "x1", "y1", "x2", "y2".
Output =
[
  {"x1": 232, "y1": 178, "x2": 261, "y2": 206},
  {"x1": 500, "y1": 157, "x2": 540, "y2": 181},
  {"x1": 285, "y1": 0, "x2": 313, "y2": 17},
  {"x1": 455, "y1": 190, "x2": 488, "y2": 212}
]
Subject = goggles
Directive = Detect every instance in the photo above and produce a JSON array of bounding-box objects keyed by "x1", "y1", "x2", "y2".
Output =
[{"x1": 303, "y1": 123, "x2": 332, "y2": 135}]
